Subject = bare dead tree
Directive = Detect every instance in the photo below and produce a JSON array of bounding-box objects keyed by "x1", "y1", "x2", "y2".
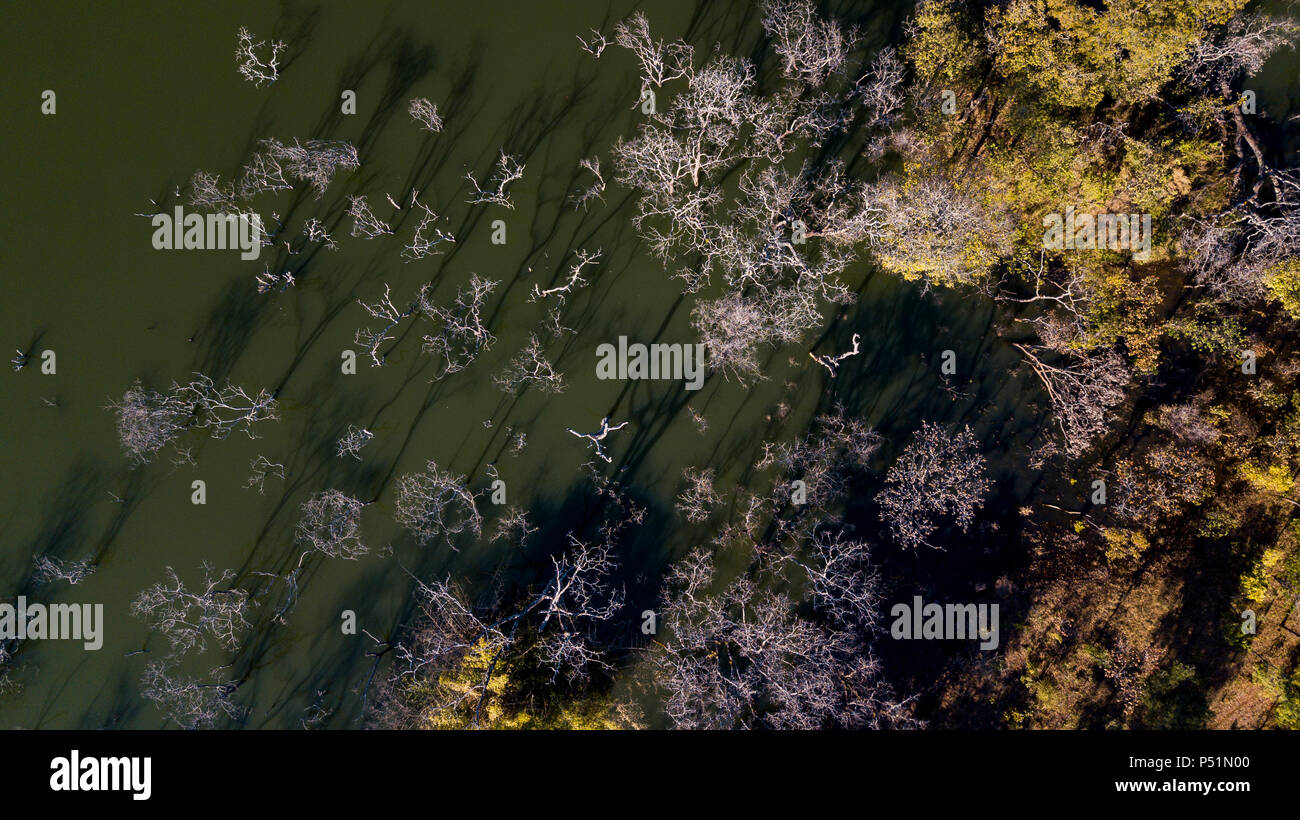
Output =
[
  {"x1": 302, "y1": 217, "x2": 336, "y2": 250},
  {"x1": 577, "y1": 28, "x2": 609, "y2": 58},
  {"x1": 235, "y1": 139, "x2": 359, "y2": 199},
  {"x1": 691, "y1": 292, "x2": 769, "y2": 383},
  {"x1": 534, "y1": 533, "x2": 625, "y2": 682},
  {"x1": 613, "y1": 11, "x2": 694, "y2": 93},
  {"x1": 1181, "y1": 11, "x2": 1300, "y2": 86},
  {"x1": 295, "y1": 490, "x2": 368, "y2": 560},
  {"x1": 493, "y1": 333, "x2": 566, "y2": 394},
  {"x1": 131, "y1": 563, "x2": 252, "y2": 655},
  {"x1": 235, "y1": 151, "x2": 290, "y2": 198},
  {"x1": 408, "y1": 97, "x2": 444, "y2": 133},
  {"x1": 671, "y1": 57, "x2": 758, "y2": 189},
  {"x1": 140, "y1": 660, "x2": 243, "y2": 729},
  {"x1": 855, "y1": 47, "x2": 906, "y2": 129},
  {"x1": 757, "y1": 408, "x2": 881, "y2": 513},
  {"x1": 244, "y1": 455, "x2": 285, "y2": 493},
  {"x1": 347, "y1": 195, "x2": 393, "y2": 238},
  {"x1": 255, "y1": 263, "x2": 295, "y2": 294},
  {"x1": 278, "y1": 139, "x2": 359, "y2": 197},
  {"x1": 567, "y1": 416, "x2": 628, "y2": 463},
  {"x1": 336, "y1": 425, "x2": 374, "y2": 460},
  {"x1": 375, "y1": 513, "x2": 628, "y2": 726},
  {"x1": 531, "y1": 248, "x2": 600, "y2": 301},
  {"x1": 613, "y1": 127, "x2": 702, "y2": 207},
  {"x1": 611, "y1": 54, "x2": 758, "y2": 265},
  {"x1": 33, "y1": 555, "x2": 96, "y2": 586},
  {"x1": 465, "y1": 150, "x2": 525, "y2": 209},
  {"x1": 371, "y1": 578, "x2": 506, "y2": 729},
  {"x1": 1189, "y1": 191, "x2": 1300, "y2": 303},
  {"x1": 810, "y1": 332, "x2": 861, "y2": 377},
  {"x1": 235, "y1": 26, "x2": 285, "y2": 87},
  {"x1": 110, "y1": 374, "x2": 278, "y2": 463},
  {"x1": 760, "y1": 0, "x2": 855, "y2": 88},
  {"x1": 651, "y1": 548, "x2": 913, "y2": 729},
  {"x1": 605, "y1": 17, "x2": 877, "y2": 378},
  {"x1": 110, "y1": 380, "x2": 189, "y2": 463},
  {"x1": 785, "y1": 530, "x2": 880, "y2": 631},
  {"x1": 624, "y1": 156, "x2": 866, "y2": 373},
  {"x1": 490, "y1": 507, "x2": 538, "y2": 546},
  {"x1": 171, "y1": 373, "x2": 279, "y2": 441},
  {"x1": 421, "y1": 275, "x2": 498, "y2": 378},
  {"x1": 876, "y1": 421, "x2": 991, "y2": 550},
  {"x1": 393, "y1": 461, "x2": 482, "y2": 548},
  {"x1": 187, "y1": 170, "x2": 234, "y2": 209},
  {"x1": 1150, "y1": 401, "x2": 1221, "y2": 447},
  {"x1": 356, "y1": 276, "x2": 497, "y2": 372},
  {"x1": 570, "y1": 156, "x2": 607, "y2": 210},
  {"x1": 355, "y1": 283, "x2": 421, "y2": 367},
  {"x1": 676, "y1": 467, "x2": 722, "y2": 523},
  {"x1": 1014, "y1": 342, "x2": 1132, "y2": 460},
  {"x1": 996, "y1": 251, "x2": 1092, "y2": 328},
  {"x1": 403, "y1": 195, "x2": 455, "y2": 260}
]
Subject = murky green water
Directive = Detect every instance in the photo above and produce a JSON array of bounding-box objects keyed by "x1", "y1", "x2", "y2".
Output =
[{"x1": 2, "y1": 1, "x2": 1294, "y2": 729}]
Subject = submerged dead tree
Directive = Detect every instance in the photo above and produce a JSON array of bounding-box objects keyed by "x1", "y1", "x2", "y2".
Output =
[
  {"x1": 652, "y1": 547, "x2": 914, "y2": 729},
  {"x1": 235, "y1": 26, "x2": 285, "y2": 87},
  {"x1": 393, "y1": 461, "x2": 482, "y2": 548},
  {"x1": 140, "y1": 660, "x2": 243, "y2": 729},
  {"x1": 111, "y1": 375, "x2": 279, "y2": 464},
  {"x1": 372, "y1": 516, "x2": 628, "y2": 728},
  {"x1": 876, "y1": 422, "x2": 991, "y2": 550},
  {"x1": 130, "y1": 564, "x2": 252, "y2": 656},
  {"x1": 295, "y1": 490, "x2": 368, "y2": 560}
]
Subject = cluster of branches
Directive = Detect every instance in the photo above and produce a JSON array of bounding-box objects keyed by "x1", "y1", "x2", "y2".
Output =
[
  {"x1": 140, "y1": 660, "x2": 243, "y2": 730},
  {"x1": 346, "y1": 195, "x2": 393, "y2": 238},
  {"x1": 244, "y1": 454, "x2": 285, "y2": 493},
  {"x1": 675, "y1": 467, "x2": 722, "y2": 523},
  {"x1": 403, "y1": 194, "x2": 455, "y2": 260},
  {"x1": 1181, "y1": 174, "x2": 1300, "y2": 306},
  {"x1": 493, "y1": 333, "x2": 566, "y2": 395},
  {"x1": 421, "y1": 275, "x2": 498, "y2": 378}
]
